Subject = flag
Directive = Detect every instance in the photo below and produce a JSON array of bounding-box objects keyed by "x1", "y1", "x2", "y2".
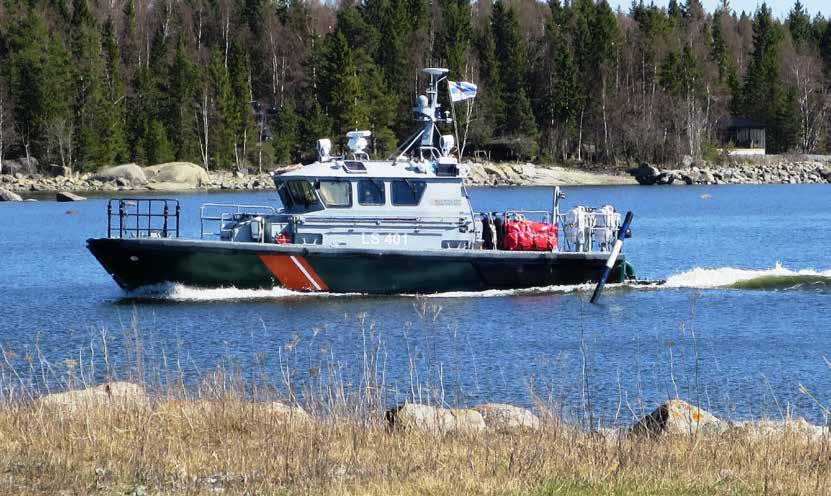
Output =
[{"x1": 448, "y1": 81, "x2": 478, "y2": 102}]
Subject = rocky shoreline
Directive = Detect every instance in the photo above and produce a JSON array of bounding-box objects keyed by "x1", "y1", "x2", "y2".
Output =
[
  {"x1": 32, "y1": 381, "x2": 831, "y2": 442},
  {"x1": 630, "y1": 157, "x2": 831, "y2": 185},
  {"x1": 1, "y1": 157, "x2": 829, "y2": 202}
]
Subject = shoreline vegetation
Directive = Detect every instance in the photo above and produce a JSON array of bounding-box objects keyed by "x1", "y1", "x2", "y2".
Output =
[
  {"x1": 1, "y1": 303, "x2": 829, "y2": 495},
  {"x1": 2, "y1": 379, "x2": 829, "y2": 495},
  {"x1": 1, "y1": 155, "x2": 830, "y2": 201}
]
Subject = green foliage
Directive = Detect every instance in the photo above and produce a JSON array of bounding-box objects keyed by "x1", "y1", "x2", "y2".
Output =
[
  {"x1": 490, "y1": 1, "x2": 537, "y2": 150},
  {"x1": 787, "y1": 0, "x2": 812, "y2": 48},
  {"x1": 6, "y1": 13, "x2": 72, "y2": 158},
  {"x1": 167, "y1": 37, "x2": 201, "y2": 163},
  {"x1": 273, "y1": 100, "x2": 300, "y2": 165},
  {"x1": 208, "y1": 47, "x2": 235, "y2": 169},
  {"x1": 735, "y1": 3, "x2": 797, "y2": 153},
  {"x1": 0, "y1": 0, "x2": 828, "y2": 169},
  {"x1": 144, "y1": 118, "x2": 174, "y2": 165}
]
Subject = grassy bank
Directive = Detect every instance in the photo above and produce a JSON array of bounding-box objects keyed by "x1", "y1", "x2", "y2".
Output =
[
  {"x1": 0, "y1": 384, "x2": 828, "y2": 495},
  {"x1": 1, "y1": 304, "x2": 828, "y2": 495}
]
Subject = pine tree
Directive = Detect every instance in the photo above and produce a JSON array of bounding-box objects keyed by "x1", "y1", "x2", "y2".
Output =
[
  {"x1": 208, "y1": 47, "x2": 235, "y2": 168},
  {"x1": 228, "y1": 42, "x2": 257, "y2": 168},
  {"x1": 317, "y1": 31, "x2": 367, "y2": 142},
  {"x1": 490, "y1": 0, "x2": 537, "y2": 155},
  {"x1": 144, "y1": 118, "x2": 174, "y2": 164},
  {"x1": 434, "y1": 0, "x2": 472, "y2": 78},
  {"x1": 711, "y1": 8, "x2": 730, "y2": 81},
  {"x1": 101, "y1": 18, "x2": 128, "y2": 165},
  {"x1": 168, "y1": 37, "x2": 201, "y2": 162},
  {"x1": 469, "y1": 21, "x2": 504, "y2": 148},
  {"x1": 6, "y1": 13, "x2": 73, "y2": 165},
  {"x1": 821, "y1": 22, "x2": 831, "y2": 75},
  {"x1": 738, "y1": 3, "x2": 797, "y2": 153},
  {"x1": 787, "y1": 1, "x2": 811, "y2": 49},
  {"x1": 273, "y1": 99, "x2": 300, "y2": 164}
]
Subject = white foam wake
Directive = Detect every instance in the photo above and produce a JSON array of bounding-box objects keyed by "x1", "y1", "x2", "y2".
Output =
[
  {"x1": 421, "y1": 283, "x2": 598, "y2": 298},
  {"x1": 125, "y1": 283, "x2": 344, "y2": 301},
  {"x1": 663, "y1": 262, "x2": 831, "y2": 289}
]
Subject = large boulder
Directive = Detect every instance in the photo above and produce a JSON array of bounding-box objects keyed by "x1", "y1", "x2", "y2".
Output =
[
  {"x1": 55, "y1": 191, "x2": 86, "y2": 202},
  {"x1": 631, "y1": 399, "x2": 725, "y2": 436},
  {"x1": 655, "y1": 171, "x2": 677, "y2": 185},
  {"x1": 0, "y1": 188, "x2": 23, "y2": 201},
  {"x1": 146, "y1": 181, "x2": 193, "y2": 191},
  {"x1": 731, "y1": 418, "x2": 826, "y2": 442},
  {"x1": 1, "y1": 157, "x2": 38, "y2": 175},
  {"x1": 47, "y1": 164, "x2": 72, "y2": 177},
  {"x1": 93, "y1": 163, "x2": 147, "y2": 185},
  {"x1": 144, "y1": 162, "x2": 209, "y2": 187},
  {"x1": 36, "y1": 382, "x2": 150, "y2": 411},
  {"x1": 482, "y1": 163, "x2": 510, "y2": 182},
  {"x1": 472, "y1": 403, "x2": 540, "y2": 430},
  {"x1": 629, "y1": 163, "x2": 660, "y2": 185},
  {"x1": 821, "y1": 167, "x2": 831, "y2": 183},
  {"x1": 386, "y1": 403, "x2": 486, "y2": 434}
]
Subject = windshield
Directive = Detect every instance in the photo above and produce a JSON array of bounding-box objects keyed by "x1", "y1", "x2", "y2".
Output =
[
  {"x1": 285, "y1": 180, "x2": 320, "y2": 207},
  {"x1": 317, "y1": 180, "x2": 352, "y2": 207}
]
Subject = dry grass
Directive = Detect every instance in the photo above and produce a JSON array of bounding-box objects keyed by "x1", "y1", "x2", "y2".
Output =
[
  {"x1": 0, "y1": 393, "x2": 828, "y2": 495},
  {"x1": 0, "y1": 303, "x2": 828, "y2": 495}
]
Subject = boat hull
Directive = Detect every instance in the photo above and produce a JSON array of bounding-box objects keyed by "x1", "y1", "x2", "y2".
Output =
[{"x1": 87, "y1": 238, "x2": 632, "y2": 294}]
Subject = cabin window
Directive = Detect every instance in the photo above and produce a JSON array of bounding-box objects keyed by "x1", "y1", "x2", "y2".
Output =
[
  {"x1": 276, "y1": 182, "x2": 294, "y2": 208},
  {"x1": 317, "y1": 180, "x2": 352, "y2": 207},
  {"x1": 391, "y1": 180, "x2": 427, "y2": 206},
  {"x1": 285, "y1": 180, "x2": 319, "y2": 207},
  {"x1": 358, "y1": 179, "x2": 385, "y2": 205}
]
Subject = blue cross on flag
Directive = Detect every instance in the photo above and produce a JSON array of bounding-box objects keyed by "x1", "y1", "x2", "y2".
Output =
[{"x1": 448, "y1": 81, "x2": 478, "y2": 102}]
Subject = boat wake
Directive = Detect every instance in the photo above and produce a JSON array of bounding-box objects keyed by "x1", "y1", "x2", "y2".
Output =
[
  {"x1": 118, "y1": 263, "x2": 829, "y2": 302},
  {"x1": 122, "y1": 283, "x2": 348, "y2": 302},
  {"x1": 663, "y1": 263, "x2": 831, "y2": 291}
]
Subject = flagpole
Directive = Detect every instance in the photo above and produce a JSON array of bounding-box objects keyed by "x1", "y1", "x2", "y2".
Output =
[
  {"x1": 461, "y1": 97, "x2": 474, "y2": 159},
  {"x1": 448, "y1": 83, "x2": 462, "y2": 161}
]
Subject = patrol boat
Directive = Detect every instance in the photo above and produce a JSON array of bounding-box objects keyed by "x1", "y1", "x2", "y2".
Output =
[{"x1": 87, "y1": 68, "x2": 637, "y2": 295}]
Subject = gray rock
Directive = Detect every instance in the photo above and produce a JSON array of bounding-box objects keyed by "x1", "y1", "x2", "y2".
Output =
[
  {"x1": 629, "y1": 163, "x2": 660, "y2": 185},
  {"x1": 386, "y1": 403, "x2": 486, "y2": 434},
  {"x1": 655, "y1": 171, "x2": 676, "y2": 185},
  {"x1": 0, "y1": 188, "x2": 23, "y2": 201},
  {"x1": 472, "y1": 403, "x2": 540, "y2": 430},
  {"x1": 144, "y1": 161, "x2": 209, "y2": 186},
  {"x1": 147, "y1": 181, "x2": 193, "y2": 191},
  {"x1": 36, "y1": 381, "x2": 150, "y2": 412},
  {"x1": 681, "y1": 155, "x2": 694, "y2": 168},
  {"x1": 631, "y1": 399, "x2": 725, "y2": 437},
  {"x1": 731, "y1": 418, "x2": 827, "y2": 441},
  {"x1": 56, "y1": 191, "x2": 87, "y2": 202},
  {"x1": 821, "y1": 167, "x2": 831, "y2": 182},
  {"x1": 93, "y1": 163, "x2": 147, "y2": 185}
]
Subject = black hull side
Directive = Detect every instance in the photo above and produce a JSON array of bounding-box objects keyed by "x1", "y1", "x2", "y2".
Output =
[{"x1": 87, "y1": 238, "x2": 630, "y2": 294}]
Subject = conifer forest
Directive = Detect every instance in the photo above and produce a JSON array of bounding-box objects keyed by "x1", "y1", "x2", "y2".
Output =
[{"x1": 0, "y1": 0, "x2": 830, "y2": 172}]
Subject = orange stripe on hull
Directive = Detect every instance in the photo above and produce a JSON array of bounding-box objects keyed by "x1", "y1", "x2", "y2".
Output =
[{"x1": 258, "y1": 254, "x2": 328, "y2": 291}]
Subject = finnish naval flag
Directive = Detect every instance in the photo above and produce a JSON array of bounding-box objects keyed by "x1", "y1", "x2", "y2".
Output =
[{"x1": 448, "y1": 81, "x2": 478, "y2": 102}]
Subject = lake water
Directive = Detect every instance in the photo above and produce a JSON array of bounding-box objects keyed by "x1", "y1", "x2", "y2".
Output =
[{"x1": 1, "y1": 184, "x2": 829, "y2": 425}]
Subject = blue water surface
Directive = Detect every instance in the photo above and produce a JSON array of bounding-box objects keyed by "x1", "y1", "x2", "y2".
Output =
[{"x1": 0, "y1": 184, "x2": 829, "y2": 424}]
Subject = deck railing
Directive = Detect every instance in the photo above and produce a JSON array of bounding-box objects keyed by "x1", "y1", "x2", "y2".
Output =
[
  {"x1": 107, "y1": 199, "x2": 180, "y2": 239},
  {"x1": 200, "y1": 203, "x2": 277, "y2": 239}
]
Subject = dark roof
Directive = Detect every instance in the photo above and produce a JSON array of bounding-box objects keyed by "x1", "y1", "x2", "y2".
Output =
[{"x1": 719, "y1": 117, "x2": 766, "y2": 129}]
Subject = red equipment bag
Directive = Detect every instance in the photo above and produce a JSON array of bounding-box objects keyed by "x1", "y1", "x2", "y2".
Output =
[{"x1": 503, "y1": 220, "x2": 558, "y2": 251}]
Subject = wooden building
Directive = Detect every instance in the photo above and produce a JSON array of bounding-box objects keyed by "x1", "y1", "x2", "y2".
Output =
[{"x1": 718, "y1": 117, "x2": 766, "y2": 156}]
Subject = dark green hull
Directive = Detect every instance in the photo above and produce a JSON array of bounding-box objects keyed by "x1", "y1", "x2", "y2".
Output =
[{"x1": 87, "y1": 238, "x2": 631, "y2": 294}]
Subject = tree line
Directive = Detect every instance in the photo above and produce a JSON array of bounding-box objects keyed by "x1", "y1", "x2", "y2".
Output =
[{"x1": 1, "y1": 0, "x2": 830, "y2": 173}]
